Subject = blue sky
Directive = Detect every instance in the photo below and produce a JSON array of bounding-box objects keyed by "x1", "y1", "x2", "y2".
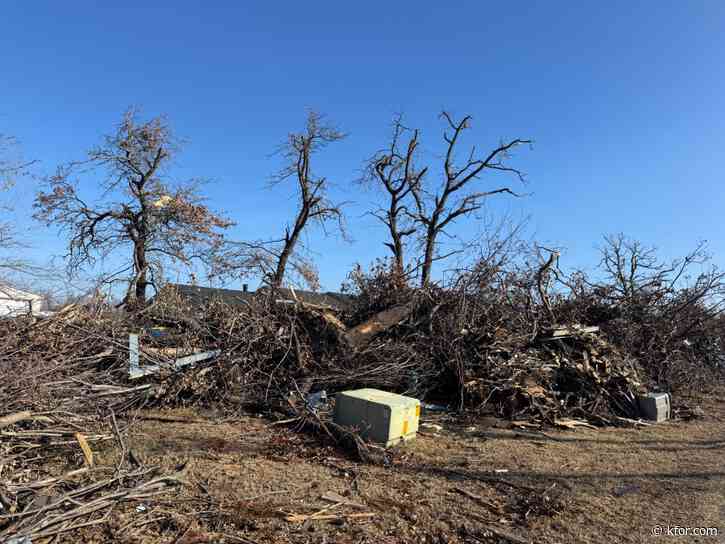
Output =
[{"x1": 2, "y1": 2, "x2": 724, "y2": 291}]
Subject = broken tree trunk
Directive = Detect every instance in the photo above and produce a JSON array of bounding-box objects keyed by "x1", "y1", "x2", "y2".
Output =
[{"x1": 345, "y1": 303, "x2": 413, "y2": 349}]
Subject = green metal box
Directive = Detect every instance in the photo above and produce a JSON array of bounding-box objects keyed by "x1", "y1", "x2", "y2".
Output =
[{"x1": 333, "y1": 388, "x2": 420, "y2": 446}]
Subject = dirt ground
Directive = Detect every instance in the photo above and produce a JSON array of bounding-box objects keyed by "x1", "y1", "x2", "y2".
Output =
[{"x1": 83, "y1": 393, "x2": 725, "y2": 544}]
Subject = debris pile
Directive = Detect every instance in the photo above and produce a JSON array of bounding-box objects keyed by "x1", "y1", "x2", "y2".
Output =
[
  {"x1": 3, "y1": 245, "x2": 722, "y2": 438},
  {"x1": 0, "y1": 304, "x2": 152, "y2": 415},
  {"x1": 468, "y1": 329, "x2": 643, "y2": 425},
  {"x1": 0, "y1": 288, "x2": 646, "y2": 427},
  {"x1": 0, "y1": 411, "x2": 183, "y2": 542}
]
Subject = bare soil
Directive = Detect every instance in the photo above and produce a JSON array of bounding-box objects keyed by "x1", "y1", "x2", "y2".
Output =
[{"x1": 82, "y1": 394, "x2": 725, "y2": 543}]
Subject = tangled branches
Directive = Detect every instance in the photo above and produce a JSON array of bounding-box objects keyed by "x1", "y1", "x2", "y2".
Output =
[{"x1": 2, "y1": 230, "x2": 723, "y2": 436}]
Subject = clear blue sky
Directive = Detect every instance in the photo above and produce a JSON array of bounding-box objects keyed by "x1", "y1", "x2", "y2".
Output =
[{"x1": 2, "y1": 2, "x2": 724, "y2": 291}]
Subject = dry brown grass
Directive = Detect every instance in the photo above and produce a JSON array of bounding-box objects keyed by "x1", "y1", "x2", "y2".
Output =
[{"x1": 48, "y1": 390, "x2": 723, "y2": 543}]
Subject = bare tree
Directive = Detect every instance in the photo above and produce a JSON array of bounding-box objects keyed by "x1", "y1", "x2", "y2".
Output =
[
  {"x1": 0, "y1": 133, "x2": 33, "y2": 191},
  {"x1": 591, "y1": 233, "x2": 725, "y2": 322},
  {"x1": 363, "y1": 116, "x2": 426, "y2": 279},
  {"x1": 599, "y1": 234, "x2": 687, "y2": 303},
  {"x1": 0, "y1": 133, "x2": 38, "y2": 277},
  {"x1": 269, "y1": 111, "x2": 346, "y2": 289},
  {"x1": 34, "y1": 109, "x2": 232, "y2": 307},
  {"x1": 0, "y1": 135, "x2": 20, "y2": 256},
  {"x1": 410, "y1": 112, "x2": 531, "y2": 287},
  {"x1": 223, "y1": 111, "x2": 345, "y2": 291}
]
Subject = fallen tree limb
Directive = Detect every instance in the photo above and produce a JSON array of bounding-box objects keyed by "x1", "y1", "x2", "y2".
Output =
[{"x1": 0, "y1": 411, "x2": 32, "y2": 429}]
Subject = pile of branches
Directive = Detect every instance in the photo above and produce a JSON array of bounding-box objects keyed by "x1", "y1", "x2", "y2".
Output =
[
  {"x1": 137, "y1": 279, "x2": 644, "y2": 425},
  {"x1": 556, "y1": 235, "x2": 725, "y2": 392},
  {"x1": 2, "y1": 232, "x2": 723, "y2": 430},
  {"x1": 0, "y1": 304, "x2": 139, "y2": 414},
  {"x1": 0, "y1": 304, "x2": 196, "y2": 541},
  {"x1": 329, "y1": 234, "x2": 725, "y2": 421},
  {"x1": 0, "y1": 285, "x2": 660, "y2": 429},
  {"x1": 0, "y1": 410, "x2": 184, "y2": 542},
  {"x1": 344, "y1": 285, "x2": 644, "y2": 424}
]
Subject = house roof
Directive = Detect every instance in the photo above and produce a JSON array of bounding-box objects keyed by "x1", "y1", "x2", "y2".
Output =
[
  {"x1": 167, "y1": 284, "x2": 255, "y2": 309},
  {"x1": 265, "y1": 287, "x2": 353, "y2": 311},
  {"x1": 166, "y1": 283, "x2": 352, "y2": 312}
]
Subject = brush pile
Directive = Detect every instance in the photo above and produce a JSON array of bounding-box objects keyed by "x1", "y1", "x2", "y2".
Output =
[
  {"x1": 145, "y1": 287, "x2": 645, "y2": 426},
  {"x1": 0, "y1": 304, "x2": 189, "y2": 542},
  {"x1": 0, "y1": 304, "x2": 149, "y2": 415},
  {"x1": 3, "y1": 233, "x2": 724, "y2": 432},
  {"x1": 0, "y1": 290, "x2": 642, "y2": 427}
]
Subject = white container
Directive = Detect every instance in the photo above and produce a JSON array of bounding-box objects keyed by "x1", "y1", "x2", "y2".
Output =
[
  {"x1": 637, "y1": 393, "x2": 671, "y2": 422},
  {"x1": 333, "y1": 388, "x2": 420, "y2": 446}
]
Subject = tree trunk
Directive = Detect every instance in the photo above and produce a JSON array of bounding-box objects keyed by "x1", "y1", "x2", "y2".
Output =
[
  {"x1": 392, "y1": 242, "x2": 404, "y2": 277},
  {"x1": 388, "y1": 210, "x2": 405, "y2": 277},
  {"x1": 271, "y1": 218, "x2": 305, "y2": 289},
  {"x1": 272, "y1": 242, "x2": 293, "y2": 289},
  {"x1": 420, "y1": 226, "x2": 437, "y2": 288},
  {"x1": 133, "y1": 240, "x2": 148, "y2": 305}
]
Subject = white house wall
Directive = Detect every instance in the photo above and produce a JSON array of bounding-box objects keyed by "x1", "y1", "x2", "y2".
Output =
[
  {"x1": 0, "y1": 298, "x2": 35, "y2": 317},
  {"x1": 0, "y1": 285, "x2": 43, "y2": 317}
]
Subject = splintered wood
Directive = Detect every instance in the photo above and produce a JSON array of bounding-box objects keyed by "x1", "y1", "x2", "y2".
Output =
[{"x1": 345, "y1": 303, "x2": 413, "y2": 348}]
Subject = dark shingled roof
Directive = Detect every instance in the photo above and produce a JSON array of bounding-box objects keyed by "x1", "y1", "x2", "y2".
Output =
[
  {"x1": 167, "y1": 284, "x2": 352, "y2": 312},
  {"x1": 169, "y1": 284, "x2": 255, "y2": 309},
  {"x1": 266, "y1": 288, "x2": 353, "y2": 311}
]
